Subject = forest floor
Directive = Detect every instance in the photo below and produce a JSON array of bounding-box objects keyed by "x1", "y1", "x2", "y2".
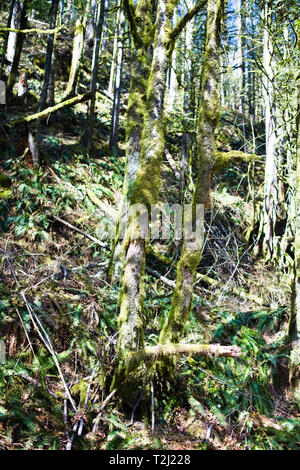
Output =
[{"x1": 0, "y1": 19, "x2": 299, "y2": 450}]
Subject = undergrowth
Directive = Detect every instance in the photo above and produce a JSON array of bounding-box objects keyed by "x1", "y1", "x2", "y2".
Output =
[{"x1": 0, "y1": 141, "x2": 298, "y2": 451}]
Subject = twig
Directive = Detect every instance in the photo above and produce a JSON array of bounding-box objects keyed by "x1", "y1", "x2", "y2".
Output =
[
  {"x1": 52, "y1": 215, "x2": 109, "y2": 249},
  {"x1": 128, "y1": 385, "x2": 146, "y2": 426},
  {"x1": 92, "y1": 389, "x2": 117, "y2": 435}
]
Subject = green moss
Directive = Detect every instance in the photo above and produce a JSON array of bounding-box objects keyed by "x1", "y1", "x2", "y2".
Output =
[
  {"x1": 0, "y1": 175, "x2": 12, "y2": 188},
  {"x1": 0, "y1": 189, "x2": 12, "y2": 199},
  {"x1": 70, "y1": 378, "x2": 88, "y2": 407}
]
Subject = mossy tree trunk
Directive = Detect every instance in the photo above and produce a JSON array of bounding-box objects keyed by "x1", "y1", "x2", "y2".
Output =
[
  {"x1": 63, "y1": 0, "x2": 91, "y2": 100},
  {"x1": 159, "y1": 0, "x2": 227, "y2": 349},
  {"x1": 180, "y1": 0, "x2": 196, "y2": 201},
  {"x1": 109, "y1": 0, "x2": 208, "y2": 281},
  {"x1": 259, "y1": 0, "x2": 278, "y2": 261},
  {"x1": 112, "y1": 1, "x2": 213, "y2": 396},
  {"x1": 108, "y1": 0, "x2": 154, "y2": 280},
  {"x1": 112, "y1": 0, "x2": 181, "y2": 391}
]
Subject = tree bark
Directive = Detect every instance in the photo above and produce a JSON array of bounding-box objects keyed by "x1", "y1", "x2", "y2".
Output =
[
  {"x1": 289, "y1": 64, "x2": 300, "y2": 401},
  {"x1": 0, "y1": 0, "x2": 15, "y2": 80},
  {"x1": 108, "y1": 0, "x2": 153, "y2": 280},
  {"x1": 6, "y1": 0, "x2": 28, "y2": 97}
]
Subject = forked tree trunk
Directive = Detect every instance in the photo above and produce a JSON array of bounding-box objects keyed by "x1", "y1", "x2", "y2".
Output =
[{"x1": 160, "y1": 0, "x2": 227, "y2": 346}]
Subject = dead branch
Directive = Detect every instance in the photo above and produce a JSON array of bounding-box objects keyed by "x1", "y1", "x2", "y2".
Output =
[{"x1": 52, "y1": 215, "x2": 109, "y2": 249}]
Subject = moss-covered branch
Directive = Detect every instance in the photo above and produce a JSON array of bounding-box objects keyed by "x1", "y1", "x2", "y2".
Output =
[
  {"x1": 169, "y1": 0, "x2": 207, "y2": 43},
  {"x1": 125, "y1": 343, "x2": 242, "y2": 376},
  {"x1": 213, "y1": 150, "x2": 264, "y2": 172},
  {"x1": 123, "y1": 0, "x2": 139, "y2": 46},
  {"x1": 5, "y1": 92, "x2": 91, "y2": 127},
  {"x1": 0, "y1": 25, "x2": 64, "y2": 34}
]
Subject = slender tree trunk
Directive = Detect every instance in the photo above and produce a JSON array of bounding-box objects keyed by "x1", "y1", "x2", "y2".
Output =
[
  {"x1": 109, "y1": 8, "x2": 125, "y2": 152},
  {"x1": 166, "y1": 10, "x2": 177, "y2": 114},
  {"x1": 48, "y1": 18, "x2": 58, "y2": 106},
  {"x1": 38, "y1": 0, "x2": 59, "y2": 112},
  {"x1": 0, "y1": 0, "x2": 15, "y2": 80},
  {"x1": 59, "y1": 0, "x2": 63, "y2": 25},
  {"x1": 181, "y1": 0, "x2": 195, "y2": 200},
  {"x1": 6, "y1": 0, "x2": 28, "y2": 97},
  {"x1": 81, "y1": 0, "x2": 105, "y2": 152},
  {"x1": 108, "y1": 1, "x2": 121, "y2": 96},
  {"x1": 101, "y1": 0, "x2": 110, "y2": 52},
  {"x1": 63, "y1": 0, "x2": 91, "y2": 100},
  {"x1": 5, "y1": 0, "x2": 20, "y2": 76},
  {"x1": 85, "y1": 0, "x2": 97, "y2": 54},
  {"x1": 261, "y1": 0, "x2": 278, "y2": 261},
  {"x1": 108, "y1": 0, "x2": 153, "y2": 280}
]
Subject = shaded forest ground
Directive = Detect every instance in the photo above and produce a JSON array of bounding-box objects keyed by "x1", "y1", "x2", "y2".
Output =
[{"x1": 0, "y1": 17, "x2": 299, "y2": 450}]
